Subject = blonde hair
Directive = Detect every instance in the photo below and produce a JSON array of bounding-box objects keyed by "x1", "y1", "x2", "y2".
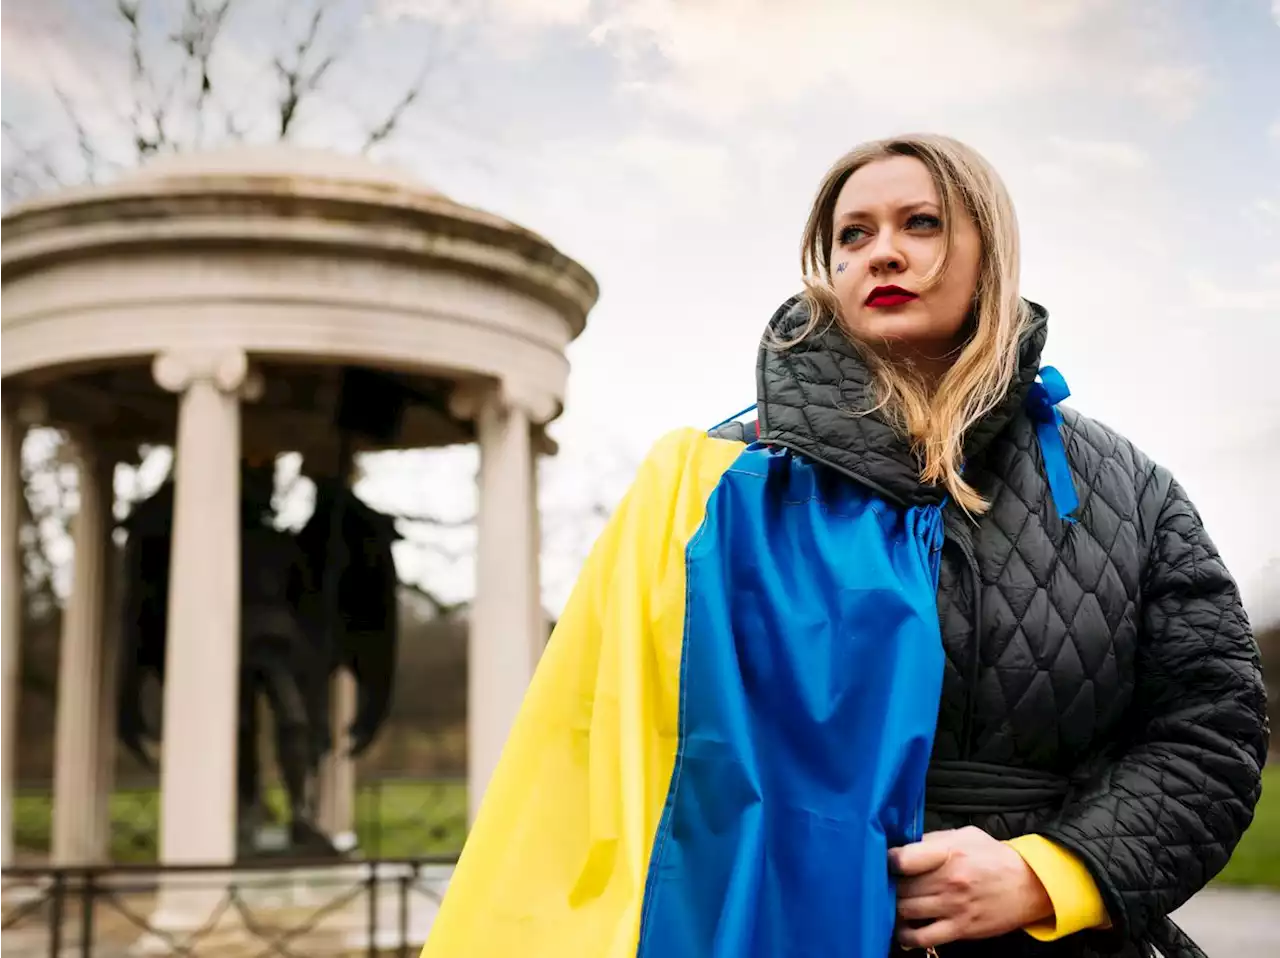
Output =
[{"x1": 781, "y1": 133, "x2": 1030, "y2": 515}]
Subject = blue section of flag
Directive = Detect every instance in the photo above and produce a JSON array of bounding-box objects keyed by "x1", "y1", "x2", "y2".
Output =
[{"x1": 636, "y1": 443, "x2": 946, "y2": 958}]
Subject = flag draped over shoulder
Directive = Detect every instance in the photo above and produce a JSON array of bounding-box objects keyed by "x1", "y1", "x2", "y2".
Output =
[{"x1": 421, "y1": 427, "x2": 947, "y2": 958}]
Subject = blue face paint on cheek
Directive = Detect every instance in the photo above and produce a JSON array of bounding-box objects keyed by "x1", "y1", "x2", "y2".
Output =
[{"x1": 836, "y1": 262, "x2": 847, "y2": 274}]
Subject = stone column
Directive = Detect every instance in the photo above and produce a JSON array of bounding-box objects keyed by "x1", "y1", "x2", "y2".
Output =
[
  {"x1": 51, "y1": 437, "x2": 113, "y2": 865},
  {"x1": 152, "y1": 349, "x2": 253, "y2": 866},
  {"x1": 461, "y1": 381, "x2": 550, "y2": 821},
  {"x1": 0, "y1": 401, "x2": 25, "y2": 866},
  {"x1": 90, "y1": 539, "x2": 124, "y2": 861},
  {"x1": 317, "y1": 669, "x2": 357, "y2": 851},
  {"x1": 530, "y1": 447, "x2": 547, "y2": 663}
]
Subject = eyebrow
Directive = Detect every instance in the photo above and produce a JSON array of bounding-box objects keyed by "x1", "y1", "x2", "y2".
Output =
[{"x1": 835, "y1": 200, "x2": 940, "y2": 222}]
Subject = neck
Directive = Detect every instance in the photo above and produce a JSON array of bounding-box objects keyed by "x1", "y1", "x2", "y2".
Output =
[{"x1": 874, "y1": 338, "x2": 964, "y2": 392}]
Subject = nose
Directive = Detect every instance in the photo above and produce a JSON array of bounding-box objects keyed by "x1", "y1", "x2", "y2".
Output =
[{"x1": 867, "y1": 230, "x2": 906, "y2": 275}]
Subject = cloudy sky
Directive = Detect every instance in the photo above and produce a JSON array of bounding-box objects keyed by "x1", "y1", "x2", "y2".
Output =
[{"x1": 3, "y1": 0, "x2": 1278, "y2": 620}]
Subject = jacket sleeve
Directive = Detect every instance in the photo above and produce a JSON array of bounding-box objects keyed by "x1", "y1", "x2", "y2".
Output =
[{"x1": 1040, "y1": 475, "x2": 1269, "y2": 943}]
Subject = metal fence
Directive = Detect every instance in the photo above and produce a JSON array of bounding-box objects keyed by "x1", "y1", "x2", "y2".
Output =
[
  {"x1": 1, "y1": 857, "x2": 455, "y2": 957},
  {"x1": 11, "y1": 776, "x2": 468, "y2": 863}
]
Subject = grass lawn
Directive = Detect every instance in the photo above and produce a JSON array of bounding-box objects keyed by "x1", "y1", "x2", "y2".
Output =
[
  {"x1": 357, "y1": 778, "x2": 467, "y2": 856},
  {"x1": 1213, "y1": 764, "x2": 1279, "y2": 887},
  {"x1": 11, "y1": 778, "x2": 468, "y2": 863},
  {"x1": 11, "y1": 767, "x2": 1278, "y2": 888}
]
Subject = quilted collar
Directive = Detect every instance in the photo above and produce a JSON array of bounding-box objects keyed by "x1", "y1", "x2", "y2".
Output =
[{"x1": 755, "y1": 294, "x2": 1050, "y2": 507}]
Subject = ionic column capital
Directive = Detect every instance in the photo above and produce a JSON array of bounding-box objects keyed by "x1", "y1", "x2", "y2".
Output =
[
  {"x1": 501, "y1": 380, "x2": 558, "y2": 425},
  {"x1": 447, "y1": 382, "x2": 485, "y2": 423},
  {"x1": 449, "y1": 379, "x2": 558, "y2": 426},
  {"x1": 152, "y1": 349, "x2": 264, "y2": 400}
]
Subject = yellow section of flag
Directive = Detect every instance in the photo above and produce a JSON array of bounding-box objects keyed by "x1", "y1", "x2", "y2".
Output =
[{"x1": 420, "y1": 428, "x2": 744, "y2": 958}]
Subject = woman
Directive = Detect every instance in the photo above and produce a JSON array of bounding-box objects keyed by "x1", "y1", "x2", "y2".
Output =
[{"x1": 421, "y1": 135, "x2": 1268, "y2": 958}]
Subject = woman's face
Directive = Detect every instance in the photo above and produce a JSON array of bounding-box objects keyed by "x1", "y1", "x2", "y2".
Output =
[{"x1": 829, "y1": 155, "x2": 981, "y2": 363}]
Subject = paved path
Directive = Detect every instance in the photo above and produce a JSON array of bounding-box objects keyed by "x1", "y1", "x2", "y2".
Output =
[
  {"x1": 4, "y1": 866, "x2": 1273, "y2": 956},
  {"x1": 1171, "y1": 886, "x2": 1280, "y2": 957},
  {"x1": 380, "y1": 875, "x2": 1280, "y2": 956}
]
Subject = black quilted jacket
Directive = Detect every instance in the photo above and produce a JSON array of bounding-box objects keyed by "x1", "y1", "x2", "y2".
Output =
[{"x1": 712, "y1": 296, "x2": 1269, "y2": 958}]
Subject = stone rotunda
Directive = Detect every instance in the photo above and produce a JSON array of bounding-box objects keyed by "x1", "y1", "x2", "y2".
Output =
[{"x1": 0, "y1": 146, "x2": 598, "y2": 869}]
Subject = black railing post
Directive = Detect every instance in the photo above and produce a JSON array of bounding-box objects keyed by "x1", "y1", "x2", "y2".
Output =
[
  {"x1": 48, "y1": 870, "x2": 65, "y2": 958},
  {"x1": 367, "y1": 862, "x2": 379, "y2": 958},
  {"x1": 397, "y1": 868, "x2": 410, "y2": 958},
  {"x1": 79, "y1": 869, "x2": 96, "y2": 957}
]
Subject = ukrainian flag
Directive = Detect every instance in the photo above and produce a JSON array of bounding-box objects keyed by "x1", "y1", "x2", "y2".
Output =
[{"x1": 421, "y1": 426, "x2": 946, "y2": 958}]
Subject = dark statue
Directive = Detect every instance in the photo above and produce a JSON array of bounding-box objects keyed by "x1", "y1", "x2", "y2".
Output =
[
  {"x1": 116, "y1": 462, "x2": 402, "y2": 858},
  {"x1": 117, "y1": 366, "x2": 419, "y2": 858}
]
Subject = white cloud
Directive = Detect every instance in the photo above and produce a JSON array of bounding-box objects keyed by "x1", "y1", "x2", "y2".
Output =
[
  {"x1": 599, "y1": 133, "x2": 735, "y2": 212},
  {"x1": 372, "y1": 0, "x2": 472, "y2": 25},
  {"x1": 1188, "y1": 269, "x2": 1280, "y2": 312},
  {"x1": 1133, "y1": 63, "x2": 1210, "y2": 123},
  {"x1": 528, "y1": 129, "x2": 737, "y2": 224},
  {"x1": 1269, "y1": 118, "x2": 1280, "y2": 144},
  {"x1": 368, "y1": 0, "x2": 593, "y2": 62},
  {"x1": 1046, "y1": 135, "x2": 1151, "y2": 170},
  {"x1": 0, "y1": 10, "x2": 111, "y2": 103},
  {"x1": 373, "y1": 0, "x2": 591, "y2": 26},
  {"x1": 1273, "y1": 0, "x2": 1280, "y2": 26},
  {"x1": 1242, "y1": 197, "x2": 1280, "y2": 239},
  {"x1": 1028, "y1": 136, "x2": 1150, "y2": 194},
  {"x1": 373, "y1": 0, "x2": 1210, "y2": 129},
  {"x1": 587, "y1": 0, "x2": 1094, "y2": 120},
  {"x1": 501, "y1": 0, "x2": 593, "y2": 25},
  {"x1": 574, "y1": 0, "x2": 1210, "y2": 127}
]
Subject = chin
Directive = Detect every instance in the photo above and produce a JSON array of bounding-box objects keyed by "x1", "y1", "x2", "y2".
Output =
[{"x1": 842, "y1": 308, "x2": 947, "y2": 346}]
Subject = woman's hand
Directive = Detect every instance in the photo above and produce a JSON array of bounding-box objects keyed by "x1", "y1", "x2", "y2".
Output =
[{"x1": 888, "y1": 826, "x2": 1054, "y2": 950}]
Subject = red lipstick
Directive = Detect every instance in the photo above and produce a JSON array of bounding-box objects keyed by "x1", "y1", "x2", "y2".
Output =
[{"x1": 865, "y1": 285, "x2": 918, "y2": 308}]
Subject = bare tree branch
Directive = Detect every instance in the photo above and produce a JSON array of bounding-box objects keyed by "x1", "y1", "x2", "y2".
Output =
[
  {"x1": 115, "y1": 0, "x2": 164, "y2": 157},
  {"x1": 2, "y1": 0, "x2": 531, "y2": 620},
  {"x1": 223, "y1": 112, "x2": 247, "y2": 142},
  {"x1": 50, "y1": 84, "x2": 109, "y2": 184},
  {"x1": 362, "y1": 64, "x2": 428, "y2": 152},
  {"x1": 273, "y1": 1, "x2": 338, "y2": 138},
  {"x1": 6, "y1": 0, "x2": 483, "y2": 198},
  {"x1": 1, "y1": 122, "x2": 66, "y2": 202},
  {"x1": 169, "y1": 0, "x2": 237, "y2": 148},
  {"x1": 359, "y1": 6, "x2": 475, "y2": 154}
]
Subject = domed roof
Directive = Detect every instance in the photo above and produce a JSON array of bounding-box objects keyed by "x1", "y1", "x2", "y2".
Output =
[{"x1": 122, "y1": 144, "x2": 446, "y2": 199}]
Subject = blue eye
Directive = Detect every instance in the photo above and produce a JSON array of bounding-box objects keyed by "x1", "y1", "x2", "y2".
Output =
[
  {"x1": 907, "y1": 213, "x2": 941, "y2": 230},
  {"x1": 838, "y1": 225, "x2": 867, "y2": 245}
]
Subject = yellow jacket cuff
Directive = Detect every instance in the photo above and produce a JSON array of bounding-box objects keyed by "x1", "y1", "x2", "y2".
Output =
[{"x1": 1006, "y1": 834, "x2": 1111, "y2": 941}]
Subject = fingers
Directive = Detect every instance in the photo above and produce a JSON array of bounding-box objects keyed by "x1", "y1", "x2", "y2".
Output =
[
  {"x1": 894, "y1": 826, "x2": 1033, "y2": 946},
  {"x1": 896, "y1": 893, "x2": 949, "y2": 923},
  {"x1": 895, "y1": 871, "x2": 949, "y2": 901},
  {"x1": 897, "y1": 919, "x2": 961, "y2": 951},
  {"x1": 889, "y1": 838, "x2": 954, "y2": 877}
]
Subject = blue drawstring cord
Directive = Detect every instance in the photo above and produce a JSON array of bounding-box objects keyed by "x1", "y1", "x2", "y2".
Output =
[
  {"x1": 1025, "y1": 366, "x2": 1080, "y2": 523},
  {"x1": 708, "y1": 403, "x2": 758, "y2": 432}
]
